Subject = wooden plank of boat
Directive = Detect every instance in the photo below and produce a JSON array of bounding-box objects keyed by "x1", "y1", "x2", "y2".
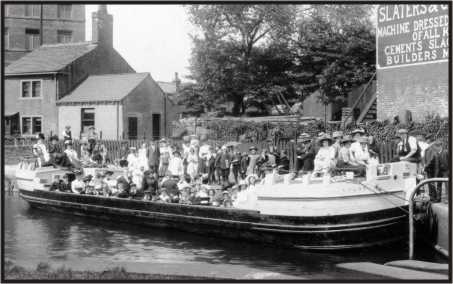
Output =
[
  {"x1": 337, "y1": 262, "x2": 448, "y2": 280},
  {"x1": 384, "y1": 260, "x2": 449, "y2": 274}
]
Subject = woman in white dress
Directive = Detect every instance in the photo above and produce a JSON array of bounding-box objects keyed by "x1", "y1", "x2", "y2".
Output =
[
  {"x1": 313, "y1": 134, "x2": 336, "y2": 173},
  {"x1": 32, "y1": 133, "x2": 50, "y2": 167},
  {"x1": 186, "y1": 147, "x2": 199, "y2": 182},
  {"x1": 138, "y1": 142, "x2": 149, "y2": 171}
]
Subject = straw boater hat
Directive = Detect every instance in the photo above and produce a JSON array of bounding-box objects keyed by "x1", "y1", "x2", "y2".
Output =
[
  {"x1": 64, "y1": 140, "x2": 73, "y2": 145},
  {"x1": 341, "y1": 135, "x2": 354, "y2": 144},
  {"x1": 332, "y1": 131, "x2": 343, "y2": 139},
  {"x1": 351, "y1": 128, "x2": 365, "y2": 135},
  {"x1": 318, "y1": 134, "x2": 333, "y2": 145},
  {"x1": 249, "y1": 146, "x2": 258, "y2": 151}
]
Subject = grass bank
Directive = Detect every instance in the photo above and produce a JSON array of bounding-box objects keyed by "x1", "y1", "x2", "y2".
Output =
[{"x1": 3, "y1": 261, "x2": 228, "y2": 280}]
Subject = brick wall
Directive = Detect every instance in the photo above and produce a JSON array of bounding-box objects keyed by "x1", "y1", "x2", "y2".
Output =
[
  {"x1": 4, "y1": 75, "x2": 58, "y2": 136},
  {"x1": 377, "y1": 62, "x2": 449, "y2": 122},
  {"x1": 4, "y1": 4, "x2": 85, "y2": 65}
]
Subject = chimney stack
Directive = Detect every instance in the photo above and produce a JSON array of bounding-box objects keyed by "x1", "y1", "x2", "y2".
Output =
[
  {"x1": 92, "y1": 5, "x2": 113, "y2": 47},
  {"x1": 174, "y1": 72, "x2": 181, "y2": 91}
]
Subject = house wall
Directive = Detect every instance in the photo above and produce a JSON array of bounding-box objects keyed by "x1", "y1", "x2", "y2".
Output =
[
  {"x1": 4, "y1": 74, "x2": 58, "y2": 136},
  {"x1": 4, "y1": 4, "x2": 85, "y2": 65},
  {"x1": 377, "y1": 62, "x2": 449, "y2": 122},
  {"x1": 301, "y1": 91, "x2": 333, "y2": 121},
  {"x1": 58, "y1": 103, "x2": 121, "y2": 140},
  {"x1": 122, "y1": 77, "x2": 164, "y2": 140}
]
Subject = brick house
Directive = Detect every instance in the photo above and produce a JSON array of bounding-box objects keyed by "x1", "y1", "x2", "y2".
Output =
[
  {"x1": 4, "y1": 4, "x2": 86, "y2": 66},
  {"x1": 57, "y1": 73, "x2": 177, "y2": 140},
  {"x1": 4, "y1": 5, "x2": 134, "y2": 137}
]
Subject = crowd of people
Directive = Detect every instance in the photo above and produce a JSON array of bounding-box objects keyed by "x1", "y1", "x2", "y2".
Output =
[{"x1": 30, "y1": 125, "x2": 448, "y2": 205}]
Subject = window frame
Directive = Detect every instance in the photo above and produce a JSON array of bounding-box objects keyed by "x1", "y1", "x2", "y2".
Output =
[
  {"x1": 57, "y1": 30, "x2": 73, "y2": 44},
  {"x1": 24, "y1": 4, "x2": 40, "y2": 17},
  {"x1": 57, "y1": 4, "x2": 72, "y2": 19},
  {"x1": 25, "y1": 29, "x2": 40, "y2": 50},
  {"x1": 20, "y1": 115, "x2": 43, "y2": 136},
  {"x1": 19, "y1": 79, "x2": 43, "y2": 99},
  {"x1": 4, "y1": 28, "x2": 9, "y2": 49},
  {"x1": 81, "y1": 108, "x2": 95, "y2": 133}
]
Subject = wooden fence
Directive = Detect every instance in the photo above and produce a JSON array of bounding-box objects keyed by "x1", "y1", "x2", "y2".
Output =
[{"x1": 6, "y1": 137, "x2": 399, "y2": 169}]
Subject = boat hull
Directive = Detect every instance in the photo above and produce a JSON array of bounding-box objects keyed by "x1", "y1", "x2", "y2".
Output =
[{"x1": 19, "y1": 189, "x2": 409, "y2": 250}]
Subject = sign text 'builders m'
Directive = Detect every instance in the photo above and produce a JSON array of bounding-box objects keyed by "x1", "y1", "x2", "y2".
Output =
[{"x1": 377, "y1": 5, "x2": 449, "y2": 69}]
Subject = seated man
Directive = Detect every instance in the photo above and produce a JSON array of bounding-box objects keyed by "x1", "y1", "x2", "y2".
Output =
[
  {"x1": 48, "y1": 135, "x2": 72, "y2": 168},
  {"x1": 393, "y1": 128, "x2": 421, "y2": 163}
]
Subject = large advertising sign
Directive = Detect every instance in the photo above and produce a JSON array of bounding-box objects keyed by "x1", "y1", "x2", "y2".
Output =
[{"x1": 377, "y1": 4, "x2": 449, "y2": 69}]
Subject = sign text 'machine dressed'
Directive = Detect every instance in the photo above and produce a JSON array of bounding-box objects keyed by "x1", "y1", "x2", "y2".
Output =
[{"x1": 377, "y1": 4, "x2": 449, "y2": 69}]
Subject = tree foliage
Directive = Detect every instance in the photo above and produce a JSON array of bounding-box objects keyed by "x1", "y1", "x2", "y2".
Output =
[{"x1": 182, "y1": 4, "x2": 376, "y2": 116}]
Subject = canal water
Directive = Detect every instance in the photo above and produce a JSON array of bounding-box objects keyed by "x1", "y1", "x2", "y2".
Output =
[{"x1": 4, "y1": 192, "x2": 446, "y2": 280}]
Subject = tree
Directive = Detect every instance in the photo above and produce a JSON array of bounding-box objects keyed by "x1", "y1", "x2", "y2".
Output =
[
  {"x1": 293, "y1": 5, "x2": 375, "y2": 107},
  {"x1": 186, "y1": 5, "x2": 298, "y2": 115}
]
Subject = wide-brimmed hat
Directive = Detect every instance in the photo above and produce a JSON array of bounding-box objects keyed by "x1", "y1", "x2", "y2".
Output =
[
  {"x1": 332, "y1": 131, "x2": 343, "y2": 139},
  {"x1": 249, "y1": 146, "x2": 258, "y2": 151},
  {"x1": 64, "y1": 140, "x2": 73, "y2": 145},
  {"x1": 358, "y1": 136, "x2": 369, "y2": 144},
  {"x1": 351, "y1": 128, "x2": 365, "y2": 135},
  {"x1": 83, "y1": 174, "x2": 93, "y2": 182},
  {"x1": 318, "y1": 134, "x2": 333, "y2": 144},
  {"x1": 317, "y1": 132, "x2": 326, "y2": 137},
  {"x1": 397, "y1": 128, "x2": 408, "y2": 135},
  {"x1": 173, "y1": 150, "x2": 181, "y2": 156},
  {"x1": 341, "y1": 135, "x2": 354, "y2": 144},
  {"x1": 159, "y1": 138, "x2": 167, "y2": 143}
]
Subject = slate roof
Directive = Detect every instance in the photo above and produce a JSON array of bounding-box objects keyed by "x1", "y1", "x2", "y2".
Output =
[
  {"x1": 5, "y1": 42, "x2": 98, "y2": 75},
  {"x1": 57, "y1": 73, "x2": 149, "y2": 104},
  {"x1": 157, "y1": 81, "x2": 177, "y2": 94}
]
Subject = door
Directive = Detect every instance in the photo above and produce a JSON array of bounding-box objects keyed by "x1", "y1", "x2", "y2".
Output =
[
  {"x1": 128, "y1": 117, "x2": 138, "y2": 140},
  {"x1": 152, "y1": 114, "x2": 161, "y2": 140}
]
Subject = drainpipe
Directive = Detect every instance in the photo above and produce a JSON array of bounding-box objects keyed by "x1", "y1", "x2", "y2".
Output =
[
  {"x1": 116, "y1": 103, "x2": 119, "y2": 139},
  {"x1": 164, "y1": 93, "x2": 167, "y2": 137},
  {"x1": 40, "y1": 4, "x2": 43, "y2": 45}
]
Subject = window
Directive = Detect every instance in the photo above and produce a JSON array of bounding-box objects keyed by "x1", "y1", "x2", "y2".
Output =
[
  {"x1": 24, "y1": 4, "x2": 40, "y2": 17},
  {"x1": 4, "y1": 28, "x2": 9, "y2": 49},
  {"x1": 21, "y1": 116, "x2": 42, "y2": 135},
  {"x1": 81, "y1": 108, "x2": 95, "y2": 133},
  {"x1": 25, "y1": 29, "x2": 40, "y2": 50},
  {"x1": 57, "y1": 30, "x2": 72, "y2": 43},
  {"x1": 57, "y1": 5, "x2": 72, "y2": 19},
  {"x1": 21, "y1": 80, "x2": 42, "y2": 98}
]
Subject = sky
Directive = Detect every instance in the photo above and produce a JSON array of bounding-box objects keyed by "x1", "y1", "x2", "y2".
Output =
[{"x1": 86, "y1": 5, "x2": 194, "y2": 83}]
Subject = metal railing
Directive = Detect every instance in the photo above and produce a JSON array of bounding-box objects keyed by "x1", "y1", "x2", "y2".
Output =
[{"x1": 408, "y1": 178, "x2": 449, "y2": 259}]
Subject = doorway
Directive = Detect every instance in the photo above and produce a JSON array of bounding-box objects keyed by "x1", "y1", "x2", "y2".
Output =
[
  {"x1": 152, "y1": 113, "x2": 161, "y2": 140},
  {"x1": 128, "y1": 117, "x2": 138, "y2": 140}
]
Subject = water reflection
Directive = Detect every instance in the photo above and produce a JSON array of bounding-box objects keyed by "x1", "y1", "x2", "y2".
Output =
[{"x1": 4, "y1": 193, "x2": 445, "y2": 279}]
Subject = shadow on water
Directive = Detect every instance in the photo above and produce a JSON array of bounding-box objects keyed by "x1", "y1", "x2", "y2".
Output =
[{"x1": 4, "y1": 192, "x2": 446, "y2": 279}]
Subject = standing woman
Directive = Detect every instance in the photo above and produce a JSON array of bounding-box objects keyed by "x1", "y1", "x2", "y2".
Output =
[
  {"x1": 32, "y1": 133, "x2": 50, "y2": 167},
  {"x1": 186, "y1": 147, "x2": 199, "y2": 182},
  {"x1": 148, "y1": 140, "x2": 160, "y2": 172},
  {"x1": 138, "y1": 142, "x2": 149, "y2": 171}
]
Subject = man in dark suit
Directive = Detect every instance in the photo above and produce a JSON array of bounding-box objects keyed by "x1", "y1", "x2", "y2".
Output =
[
  {"x1": 423, "y1": 136, "x2": 442, "y2": 202},
  {"x1": 148, "y1": 140, "x2": 160, "y2": 172}
]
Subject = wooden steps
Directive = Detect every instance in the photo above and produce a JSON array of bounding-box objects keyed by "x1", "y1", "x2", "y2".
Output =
[{"x1": 337, "y1": 262, "x2": 448, "y2": 280}]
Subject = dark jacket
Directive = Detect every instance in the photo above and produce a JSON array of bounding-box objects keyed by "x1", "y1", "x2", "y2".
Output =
[
  {"x1": 215, "y1": 153, "x2": 231, "y2": 169},
  {"x1": 148, "y1": 145, "x2": 160, "y2": 168},
  {"x1": 297, "y1": 145, "x2": 315, "y2": 172}
]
